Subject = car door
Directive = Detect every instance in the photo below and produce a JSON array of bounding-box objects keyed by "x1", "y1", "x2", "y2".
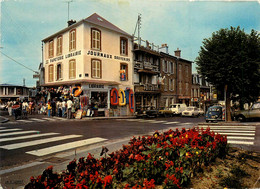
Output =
[{"x1": 249, "y1": 103, "x2": 260, "y2": 119}]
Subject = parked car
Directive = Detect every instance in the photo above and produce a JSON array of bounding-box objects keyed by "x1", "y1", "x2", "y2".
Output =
[
  {"x1": 234, "y1": 102, "x2": 260, "y2": 122},
  {"x1": 205, "y1": 105, "x2": 225, "y2": 122},
  {"x1": 198, "y1": 108, "x2": 204, "y2": 116},
  {"x1": 135, "y1": 106, "x2": 158, "y2": 118},
  {"x1": 158, "y1": 107, "x2": 173, "y2": 117},
  {"x1": 182, "y1": 106, "x2": 199, "y2": 117},
  {"x1": 169, "y1": 103, "x2": 187, "y2": 115}
]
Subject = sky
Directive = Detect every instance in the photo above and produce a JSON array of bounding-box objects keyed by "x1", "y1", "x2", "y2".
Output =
[{"x1": 0, "y1": 0, "x2": 259, "y2": 87}]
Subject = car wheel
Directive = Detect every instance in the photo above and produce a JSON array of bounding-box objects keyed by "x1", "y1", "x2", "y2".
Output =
[{"x1": 237, "y1": 115, "x2": 246, "y2": 122}]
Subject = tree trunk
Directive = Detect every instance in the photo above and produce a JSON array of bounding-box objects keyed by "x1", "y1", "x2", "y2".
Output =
[{"x1": 226, "y1": 88, "x2": 232, "y2": 122}]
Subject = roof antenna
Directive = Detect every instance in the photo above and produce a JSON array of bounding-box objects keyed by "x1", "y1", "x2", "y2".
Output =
[{"x1": 65, "y1": 0, "x2": 73, "y2": 21}]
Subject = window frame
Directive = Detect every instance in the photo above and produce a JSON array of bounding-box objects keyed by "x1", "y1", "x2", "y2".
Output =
[
  {"x1": 56, "y1": 35, "x2": 63, "y2": 55},
  {"x1": 120, "y1": 37, "x2": 128, "y2": 56},
  {"x1": 69, "y1": 59, "x2": 76, "y2": 79},
  {"x1": 56, "y1": 63, "x2": 63, "y2": 81},
  {"x1": 120, "y1": 63, "x2": 128, "y2": 81},
  {"x1": 69, "y1": 29, "x2": 76, "y2": 51},
  {"x1": 48, "y1": 40, "x2": 54, "y2": 58},
  {"x1": 48, "y1": 64, "x2": 54, "y2": 82},
  {"x1": 91, "y1": 28, "x2": 101, "y2": 51},
  {"x1": 91, "y1": 59, "x2": 102, "y2": 79}
]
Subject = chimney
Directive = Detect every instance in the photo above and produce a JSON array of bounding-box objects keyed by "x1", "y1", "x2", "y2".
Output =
[
  {"x1": 67, "y1": 20, "x2": 76, "y2": 27},
  {"x1": 174, "y1": 48, "x2": 181, "y2": 57}
]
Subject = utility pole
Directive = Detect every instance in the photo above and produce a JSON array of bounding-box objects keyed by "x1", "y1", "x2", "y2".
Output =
[
  {"x1": 133, "y1": 14, "x2": 141, "y2": 46},
  {"x1": 66, "y1": 0, "x2": 73, "y2": 21}
]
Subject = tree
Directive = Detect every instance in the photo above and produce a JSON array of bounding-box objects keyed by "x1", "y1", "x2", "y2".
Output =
[{"x1": 196, "y1": 26, "x2": 260, "y2": 121}]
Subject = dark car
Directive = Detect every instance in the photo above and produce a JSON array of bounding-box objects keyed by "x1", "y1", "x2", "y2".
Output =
[
  {"x1": 205, "y1": 105, "x2": 225, "y2": 122},
  {"x1": 135, "y1": 106, "x2": 158, "y2": 118}
]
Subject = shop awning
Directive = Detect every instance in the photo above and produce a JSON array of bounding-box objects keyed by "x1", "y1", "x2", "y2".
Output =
[{"x1": 41, "y1": 79, "x2": 120, "y2": 87}]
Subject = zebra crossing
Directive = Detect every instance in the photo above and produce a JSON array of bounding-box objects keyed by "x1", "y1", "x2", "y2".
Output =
[
  {"x1": 0, "y1": 127, "x2": 107, "y2": 157},
  {"x1": 121, "y1": 119, "x2": 256, "y2": 146},
  {"x1": 5, "y1": 117, "x2": 68, "y2": 124},
  {"x1": 198, "y1": 124, "x2": 256, "y2": 145}
]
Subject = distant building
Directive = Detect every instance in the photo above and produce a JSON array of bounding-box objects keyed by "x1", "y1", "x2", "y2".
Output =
[
  {"x1": 132, "y1": 39, "x2": 161, "y2": 110},
  {"x1": 159, "y1": 52, "x2": 178, "y2": 108},
  {"x1": 175, "y1": 49, "x2": 192, "y2": 105},
  {"x1": 0, "y1": 84, "x2": 30, "y2": 101}
]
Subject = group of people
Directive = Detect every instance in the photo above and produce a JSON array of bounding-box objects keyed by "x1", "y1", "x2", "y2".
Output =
[
  {"x1": 46, "y1": 98, "x2": 76, "y2": 119},
  {"x1": 5, "y1": 97, "x2": 78, "y2": 120}
]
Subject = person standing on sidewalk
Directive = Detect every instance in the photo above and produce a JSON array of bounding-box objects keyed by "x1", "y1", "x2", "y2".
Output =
[
  {"x1": 67, "y1": 98, "x2": 73, "y2": 119},
  {"x1": 62, "y1": 99, "x2": 67, "y2": 118},
  {"x1": 57, "y1": 100, "x2": 62, "y2": 117},
  {"x1": 47, "y1": 100, "x2": 52, "y2": 117},
  {"x1": 51, "y1": 98, "x2": 56, "y2": 117},
  {"x1": 22, "y1": 100, "x2": 29, "y2": 119},
  {"x1": 7, "y1": 99, "x2": 13, "y2": 116}
]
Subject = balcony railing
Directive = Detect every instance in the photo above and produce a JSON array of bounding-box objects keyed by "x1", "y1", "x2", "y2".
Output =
[
  {"x1": 134, "y1": 61, "x2": 159, "y2": 73},
  {"x1": 135, "y1": 83, "x2": 160, "y2": 92}
]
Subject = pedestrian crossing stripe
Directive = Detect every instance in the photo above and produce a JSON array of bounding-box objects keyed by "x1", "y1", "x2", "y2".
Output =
[
  {"x1": 29, "y1": 118, "x2": 46, "y2": 122},
  {"x1": 228, "y1": 141, "x2": 254, "y2": 145},
  {"x1": 0, "y1": 132, "x2": 59, "y2": 142},
  {"x1": 205, "y1": 130, "x2": 255, "y2": 133},
  {"x1": 54, "y1": 117, "x2": 67, "y2": 120},
  {"x1": 163, "y1": 121, "x2": 180, "y2": 125},
  {"x1": 214, "y1": 132, "x2": 255, "y2": 136},
  {"x1": 0, "y1": 127, "x2": 6, "y2": 129},
  {"x1": 16, "y1": 120, "x2": 33, "y2": 123},
  {"x1": 227, "y1": 136, "x2": 254, "y2": 140},
  {"x1": 26, "y1": 137, "x2": 108, "y2": 157},
  {"x1": 0, "y1": 135, "x2": 82, "y2": 150},
  {"x1": 148, "y1": 120, "x2": 167, "y2": 123},
  {"x1": 199, "y1": 125, "x2": 255, "y2": 130},
  {"x1": 0, "y1": 130, "x2": 39, "y2": 137},
  {"x1": 0, "y1": 128, "x2": 22, "y2": 133},
  {"x1": 42, "y1": 118, "x2": 57, "y2": 121},
  {"x1": 179, "y1": 122, "x2": 193, "y2": 125}
]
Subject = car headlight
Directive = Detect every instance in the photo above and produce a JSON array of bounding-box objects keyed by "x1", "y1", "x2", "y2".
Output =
[{"x1": 143, "y1": 111, "x2": 146, "y2": 114}]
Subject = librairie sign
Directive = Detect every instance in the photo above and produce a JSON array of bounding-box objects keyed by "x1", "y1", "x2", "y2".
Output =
[{"x1": 46, "y1": 50, "x2": 82, "y2": 64}]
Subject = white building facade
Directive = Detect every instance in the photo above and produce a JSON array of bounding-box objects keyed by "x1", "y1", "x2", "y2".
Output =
[{"x1": 42, "y1": 13, "x2": 134, "y2": 116}]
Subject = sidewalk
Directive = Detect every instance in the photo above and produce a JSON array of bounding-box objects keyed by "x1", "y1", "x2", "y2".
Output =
[{"x1": 0, "y1": 111, "x2": 136, "y2": 123}]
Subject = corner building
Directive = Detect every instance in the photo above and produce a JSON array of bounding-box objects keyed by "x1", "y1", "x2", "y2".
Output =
[{"x1": 42, "y1": 13, "x2": 134, "y2": 116}]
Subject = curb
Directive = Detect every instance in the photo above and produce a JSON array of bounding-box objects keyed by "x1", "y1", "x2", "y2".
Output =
[{"x1": 198, "y1": 122, "x2": 260, "y2": 126}]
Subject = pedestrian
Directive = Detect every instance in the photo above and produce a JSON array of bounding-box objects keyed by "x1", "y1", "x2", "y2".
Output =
[
  {"x1": 67, "y1": 98, "x2": 73, "y2": 119},
  {"x1": 57, "y1": 100, "x2": 62, "y2": 117},
  {"x1": 22, "y1": 100, "x2": 29, "y2": 119},
  {"x1": 7, "y1": 99, "x2": 13, "y2": 116},
  {"x1": 51, "y1": 98, "x2": 56, "y2": 117},
  {"x1": 62, "y1": 99, "x2": 67, "y2": 117},
  {"x1": 47, "y1": 100, "x2": 52, "y2": 117},
  {"x1": 13, "y1": 99, "x2": 22, "y2": 120}
]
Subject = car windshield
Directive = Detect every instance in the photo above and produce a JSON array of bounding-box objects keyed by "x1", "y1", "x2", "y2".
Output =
[
  {"x1": 252, "y1": 103, "x2": 260, "y2": 109},
  {"x1": 209, "y1": 107, "x2": 221, "y2": 112},
  {"x1": 171, "y1": 105, "x2": 177, "y2": 108}
]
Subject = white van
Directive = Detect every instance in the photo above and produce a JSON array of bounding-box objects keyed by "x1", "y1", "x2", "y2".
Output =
[{"x1": 169, "y1": 104, "x2": 187, "y2": 115}]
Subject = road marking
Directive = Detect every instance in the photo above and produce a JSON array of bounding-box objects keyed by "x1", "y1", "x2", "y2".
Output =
[
  {"x1": 29, "y1": 118, "x2": 46, "y2": 122},
  {"x1": 0, "y1": 128, "x2": 22, "y2": 133},
  {"x1": 26, "y1": 137, "x2": 108, "y2": 156},
  {"x1": 0, "y1": 132, "x2": 59, "y2": 142},
  {"x1": 148, "y1": 120, "x2": 167, "y2": 124},
  {"x1": 0, "y1": 130, "x2": 39, "y2": 137},
  {"x1": 214, "y1": 132, "x2": 255, "y2": 136},
  {"x1": 54, "y1": 117, "x2": 67, "y2": 120},
  {"x1": 226, "y1": 136, "x2": 255, "y2": 140},
  {"x1": 208, "y1": 130, "x2": 255, "y2": 133},
  {"x1": 0, "y1": 127, "x2": 6, "y2": 129},
  {"x1": 227, "y1": 140, "x2": 254, "y2": 145},
  {"x1": 42, "y1": 118, "x2": 57, "y2": 121},
  {"x1": 16, "y1": 119, "x2": 33, "y2": 123},
  {"x1": 199, "y1": 125, "x2": 256, "y2": 130},
  {"x1": 180, "y1": 122, "x2": 193, "y2": 125},
  {"x1": 163, "y1": 121, "x2": 180, "y2": 125},
  {"x1": 0, "y1": 135, "x2": 82, "y2": 150}
]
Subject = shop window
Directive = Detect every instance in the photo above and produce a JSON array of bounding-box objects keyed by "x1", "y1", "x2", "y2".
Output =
[
  {"x1": 91, "y1": 28, "x2": 101, "y2": 50},
  {"x1": 49, "y1": 65, "x2": 54, "y2": 82},
  {"x1": 120, "y1": 37, "x2": 128, "y2": 55},
  {"x1": 69, "y1": 59, "x2": 76, "y2": 79},
  {"x1": 48, "y1": 40, "x2": 54, "y2": 58},
  {"x1": 57, "y1": 63, "x2": 62, "y2": 80},
  {"x1": 69, "y1": 29, "x2": 76, "y2": 51},
  {"x1": 120, "y1": 63, "x2": 128, "y2": 81},
  {"x1": 90, "y1": 92, "x2": 107, "y2": 109},
  {"x1": 91, "y1": 59, "x2": 102, "y2": 79},
  {"x1": 57, "y1": 35, "x2": 62, "y2": 55}
]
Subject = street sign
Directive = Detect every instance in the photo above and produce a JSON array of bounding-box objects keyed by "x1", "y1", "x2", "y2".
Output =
[{"x1": 33, "y1": 74, "x2": 40, "y2": 78}]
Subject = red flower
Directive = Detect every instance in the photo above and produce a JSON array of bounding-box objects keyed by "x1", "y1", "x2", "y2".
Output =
[{"x1": 103, "y1": 175, "x2": 113, "y2": 187}]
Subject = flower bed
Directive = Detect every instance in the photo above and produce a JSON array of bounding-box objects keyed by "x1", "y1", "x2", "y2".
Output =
[{"x1": 25, "y1": 127, "x2": 228, "y2": 189}]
